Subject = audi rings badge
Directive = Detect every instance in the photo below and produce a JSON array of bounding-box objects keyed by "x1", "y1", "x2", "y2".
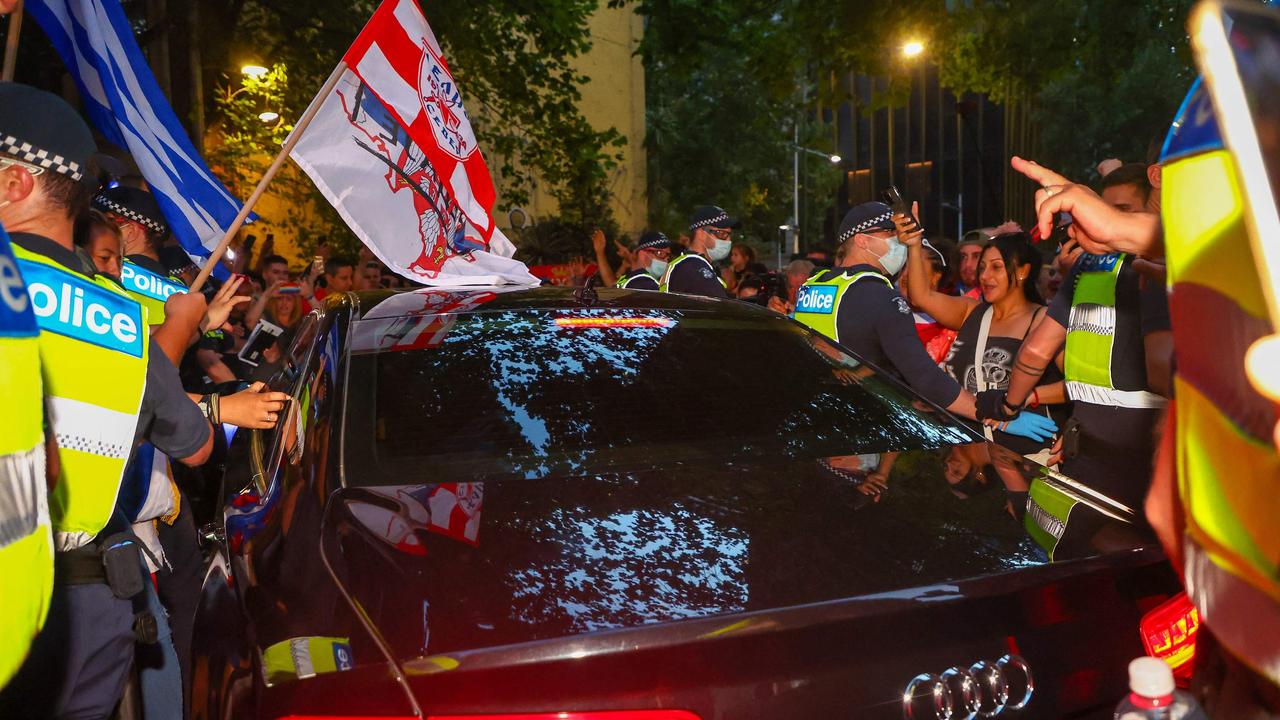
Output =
[{"x1": 903, "y1": 655, "x2": 1033, "y2": 719}]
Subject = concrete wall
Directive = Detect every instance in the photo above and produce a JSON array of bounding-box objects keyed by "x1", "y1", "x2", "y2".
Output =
[{"x1": 493, "y1": 2, "x2": 648, "y2": 238}]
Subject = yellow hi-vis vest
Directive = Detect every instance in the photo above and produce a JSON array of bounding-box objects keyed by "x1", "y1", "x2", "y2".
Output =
[
  {"x1": 791, "y1": 269, "x2": 893, "y2": 342},
  {"x1": 12, "y1": 243, "x2": 149, "y2": 551},
  {"x1": 1163, "y1": 147, "x2": 1280, "y2": 684},
  {"x1": 0, "y1": 229, "x2": 52, "y2": 688},
  {"x1": 1062, "y1": 252, "x2": 1167, "y2": 409},
  {"x1": 120, "y1": 258, "x2": 187, "y2": 326}
]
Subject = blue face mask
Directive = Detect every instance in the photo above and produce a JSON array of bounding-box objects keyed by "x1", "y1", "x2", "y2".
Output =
[
  {"x1": 708, "y1": 237, "x2": 732, "y2": 262},
  {"x1": 871, "y1": 235, "x2": 908, "y2": 276},
  {"x1": 647, "y1": 258, "x2": 669, "y2": 278}
]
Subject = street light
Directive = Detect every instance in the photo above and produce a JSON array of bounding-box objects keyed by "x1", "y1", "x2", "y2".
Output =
[
  {"x1": 241, "y1": 64, "x2": 269, "y2": 78},
  {"x1": 258, "y1": 111, "x2": 280, "y2": 123},
  {"x1": 791, "y1": 146, "x2": 840, "y2": 255},
  {"x1": 902, "y1": 40, "x2": 924, "y2": 58}
]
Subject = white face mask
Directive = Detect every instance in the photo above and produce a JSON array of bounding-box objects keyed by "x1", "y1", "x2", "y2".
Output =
[
  {"x1": 707, "y1": 237, "x2": 732, "y2": 261},
  {"x1": 868, "y1": 234, "x2": 908, "y2": 276},
  {"x1": 647, "y1": 257, "x2": 669, "y2": 278}
]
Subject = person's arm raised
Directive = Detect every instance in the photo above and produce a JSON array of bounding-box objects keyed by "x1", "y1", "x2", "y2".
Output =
[
  {"x1": 897, "y1": 207, "x2": 975, "y2": 330},
  {"x1": 1011, "y1": 156, "x2": 1163, "y2": 257}
]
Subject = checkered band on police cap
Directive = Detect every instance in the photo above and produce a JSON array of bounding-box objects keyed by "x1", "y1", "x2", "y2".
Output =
[
  {"x1": 634, "y1": 231, "x2": 671, "y2": 251},
  {"x1": 837, "y1": 201, "x2": 896, "y2": 243},
  {"x1": 687, "y1": 204, "x2": 739, "y2": 231},
  {"x1": 0, "y1": 134, "x2": 84, "y2": 182},
  {"x1": 92, "y1": 186, "x2": 169, "y2": 236},
  {"x1": 94, "y1": 194, "x2": 166, "y2": 234},
  {"x1": 0, "y1": 84, "x2": 99, "y2": 189}
]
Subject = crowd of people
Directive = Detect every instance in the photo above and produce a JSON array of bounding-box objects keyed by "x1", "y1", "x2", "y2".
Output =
[{"x1": 0, "y1": 80, "x2": 430, "y2": 719}]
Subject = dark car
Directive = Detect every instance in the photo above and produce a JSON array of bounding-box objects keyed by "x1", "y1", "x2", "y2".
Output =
[{"x1": 191, "y1": 286, "x2": 1180, "y2": 720}]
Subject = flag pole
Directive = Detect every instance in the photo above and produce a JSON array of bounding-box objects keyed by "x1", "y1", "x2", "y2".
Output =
[
  {"x1": 189, "y1": 60, "x2": 346, "y2": 292},
  {"x1": 2, "y1": 0, "x2": 23, "y2": 82}
]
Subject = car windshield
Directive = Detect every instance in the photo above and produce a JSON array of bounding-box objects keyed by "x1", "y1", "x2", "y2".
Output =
[{"x1": 343, "y1": 307, "x2": 974, "y2": 484}]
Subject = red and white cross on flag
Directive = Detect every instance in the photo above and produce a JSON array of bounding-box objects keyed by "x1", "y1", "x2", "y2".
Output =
[{"x1": 290, "y1": 0, "x2": 537, "y2": 286}]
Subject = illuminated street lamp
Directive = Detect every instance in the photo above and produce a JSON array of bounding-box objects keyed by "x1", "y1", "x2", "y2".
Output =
[
  {"x1": 258, "y1": 111, "x2": 280, "y2": 123},
  {"x1": 902, "y1": 40, "x2": 924, "y2": 58},
  {"x1": 241, "y1": 64, "x2": 269, "y2": 78},
  {"x1": 791, "y1": 146, "x2": 841, "y2": 255}
]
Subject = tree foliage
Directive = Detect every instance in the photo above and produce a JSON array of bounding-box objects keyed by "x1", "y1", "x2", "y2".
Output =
[{"x1": 634, "y1": 0, "x2": 1199, "y2": 247}]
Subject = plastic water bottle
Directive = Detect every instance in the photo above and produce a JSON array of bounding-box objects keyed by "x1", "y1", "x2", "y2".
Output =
[{"x1": 1114, "y1": 657, "x2": 1207, "y2": 720}]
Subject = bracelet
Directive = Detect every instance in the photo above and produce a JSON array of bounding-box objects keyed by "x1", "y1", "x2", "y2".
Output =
[
  {"x1": 199, "y1": 393, "x2": 221, "y2": 425},
  {"x1": 1030, "y1": 388, "x2": 1041, "y2": 409}
]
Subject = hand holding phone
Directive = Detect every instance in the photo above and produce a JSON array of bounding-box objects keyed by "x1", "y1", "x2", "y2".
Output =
[{"x1": 883, "y1": 185, "x2": 920, "y2": 232}]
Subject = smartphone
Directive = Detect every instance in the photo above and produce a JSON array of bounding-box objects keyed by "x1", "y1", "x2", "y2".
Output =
[
  {"x1": 237, "y1": 319, "x2": 285, "y2": 367},
  {"x1": 882, "y1": 185, "x2": 919, "y2": 231}
]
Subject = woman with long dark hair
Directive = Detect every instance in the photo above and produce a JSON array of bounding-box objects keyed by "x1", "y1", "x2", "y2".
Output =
[{"x1": 897, "y1": 216, "x2": 1068, "y2": 464}]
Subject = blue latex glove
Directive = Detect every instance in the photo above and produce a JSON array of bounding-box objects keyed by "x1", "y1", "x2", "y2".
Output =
[{"x1": 998, "y1": 412, "x2": 1059, "y2": 442}]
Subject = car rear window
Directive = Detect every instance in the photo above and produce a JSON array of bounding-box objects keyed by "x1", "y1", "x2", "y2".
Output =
[{"x1": 343, "y1": 308, "x2": 973, "y2": 484}]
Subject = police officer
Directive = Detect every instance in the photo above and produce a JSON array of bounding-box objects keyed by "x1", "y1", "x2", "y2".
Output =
[
  {"x1": 616, "y1": 231, "x2": 673, "y2": 290},
  {"x1": 982, "y1": 189, "x2": 1171, "y2": 559},
  {"x1": 0, "y1": 222, "x2": 51, "y2": 690},
  {"x1": 660, "y1": 205, "x2": 734, "y2": 298},
  {"x1": 0, "y1": 83, "x2": 214, "y2": 718},
  {"x1": 93, "y1": 186, "x2": 187, "y2": 324},
  {"x1": 793, "y1": 202, "x2": 1058, "y2": 443}
]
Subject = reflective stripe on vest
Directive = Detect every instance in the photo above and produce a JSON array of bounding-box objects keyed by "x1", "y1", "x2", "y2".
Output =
[
  {"x1": 1163, "y1": 148, "x2": 1280, "y2": 683},
  {"x1": 659, "y1": 254, "x2": 726, "y2": 293},
  {"x1": 13, "y1": 244, "x2": 148, "y2": 551},
  {"x1": 616, "y1": 271, "x2": 657, "y2": 289},
  {"x1": 792, "y1": 270, "x2": 892, "y2": 342},
  {"x1": 120, "y1": 259, "x2": 187, "y2": 326},
  {"x1": 0, "y1": 227, "x2": 53, "y2": 687},
  {"x1": 1025, "y1": 476, "x2": 1077, "y2": 561},
  {"x1": 1064, "y1": 252, "x2": 1166, "y2": 408}
]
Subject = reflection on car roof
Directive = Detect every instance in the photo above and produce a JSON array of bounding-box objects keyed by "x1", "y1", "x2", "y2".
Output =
[{"x1": 343, "y1": 286, "x2": 775, "y2": 321}]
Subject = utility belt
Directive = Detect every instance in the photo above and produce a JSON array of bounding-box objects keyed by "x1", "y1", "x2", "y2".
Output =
[{"x1": 54, "y1": 533, "x2": 159, "y2": 643}]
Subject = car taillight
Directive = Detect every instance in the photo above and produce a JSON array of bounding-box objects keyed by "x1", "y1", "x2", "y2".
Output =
[
  {"x1": 280, "y1": 707, "x2": 701, "y2": 712},
  {"x1": 554, "y1": 317, "x2": 673, "y2": 329},
  {"x1": 429, "y1": 713, "x2": 702, "y2": 720},
  {"x1": 1139, "y1": 592, "x2": 1200, "y2": 686}
]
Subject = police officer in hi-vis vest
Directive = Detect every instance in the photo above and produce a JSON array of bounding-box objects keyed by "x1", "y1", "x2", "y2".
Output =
[
  {"x1": 92, "y1": 186, "x2": 187, "y2": 322},
  {"x1": 0, "y1": 222, "x2": 51, "y2": 691},
  {"x1": 0, "y1": 83, "x2": 215, "y2": 719},
  {"x1": 980, "y1": 183, "x2": 1171, "y2": 561},
  {"x1": 793, "y1": 201, "x2": 1059, "y2": 446},
  {"x1": 660, "y1": 205, "x2": 734, "y2": 298},
  {"x1": 616, "y1": 231, "x2": 674, "y2": 290}
]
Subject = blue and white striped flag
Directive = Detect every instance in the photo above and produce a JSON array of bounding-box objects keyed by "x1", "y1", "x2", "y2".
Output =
[{"x1": 26, "y1": 0, "x2": 251, "y2": 274}]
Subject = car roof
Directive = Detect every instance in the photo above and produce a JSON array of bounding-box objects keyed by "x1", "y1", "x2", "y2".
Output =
[{"x1": 332, "y1": 286, "x2": 776, "y2": 321}]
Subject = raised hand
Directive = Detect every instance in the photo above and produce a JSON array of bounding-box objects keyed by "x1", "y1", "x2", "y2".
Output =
[
  {"x1": 202, "y1": 275, "x2": 252, "y2": 333},
  {"x1": 1011, "y1": 156, "x2": 1162, "y2": 257}
]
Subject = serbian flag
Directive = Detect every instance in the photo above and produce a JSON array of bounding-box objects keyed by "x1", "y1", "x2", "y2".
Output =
[{"x1": 290, "y1": 0, "x2": 537, "y2": 286}]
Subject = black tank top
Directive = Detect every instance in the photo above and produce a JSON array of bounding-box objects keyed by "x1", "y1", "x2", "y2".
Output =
[{"x1": 943, "y1": 302, "x2": 1069, "y2": 455}]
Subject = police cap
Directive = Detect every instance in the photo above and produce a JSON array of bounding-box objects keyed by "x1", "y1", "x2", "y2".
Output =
[
  {"x1": 93, "y1": 186, "x2": 169, "y2": 236},
  {"x1": 634, "y1": 231, "x2": 673, "y2": 251},
  {"x1": 688, "y1": 205, "x2": 739, "y2": 231},
  {"x1": 0, "y1": 83, "x2": 97, "y2": 187},
  {"x1": 837, "y1": 201, "x2": 895, "y2": 243}
]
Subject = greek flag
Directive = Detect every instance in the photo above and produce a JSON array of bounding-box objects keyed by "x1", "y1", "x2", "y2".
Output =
[{"x1": 26, "y1": 0, "x2": 250, "y2": 274}]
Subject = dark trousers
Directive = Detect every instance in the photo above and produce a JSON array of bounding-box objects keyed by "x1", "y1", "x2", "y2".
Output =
[{"x1": 0, "y1": 582, "x2": 134, "y2": 720}]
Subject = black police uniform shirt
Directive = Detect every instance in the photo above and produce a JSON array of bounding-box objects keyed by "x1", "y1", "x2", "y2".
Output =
[
  {"x1": 618, "y1": 268, "x2": 659, "y2": 291},
  {"x1": 11, "y1": 233, "x2": 212, "y2": 460},
  {"x1": 829, "y1": 264, "x2": 962, "y2": 408},
  {"x1": 1045, "y1": 253, "x2": 1171, "y2": 507},
  {"x1": 665, "y1": 252, "x2": 727, "y2": 298}
]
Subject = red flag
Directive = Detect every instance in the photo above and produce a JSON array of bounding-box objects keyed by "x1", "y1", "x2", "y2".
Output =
[{"x1": 343, "y1": 0, "x2": 496, "y2": 240}]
